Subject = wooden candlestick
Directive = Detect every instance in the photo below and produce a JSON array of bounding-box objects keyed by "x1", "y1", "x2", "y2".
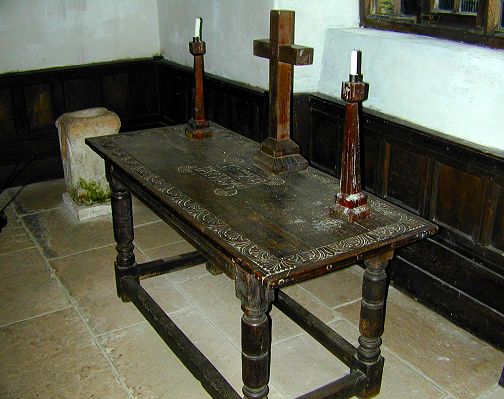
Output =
[
  {"x1": 332, "y1": 58, "x2": 371, "y2": 222},
  {"x1": 186, "y1": 37, "x2": 212, "y2": 140}
]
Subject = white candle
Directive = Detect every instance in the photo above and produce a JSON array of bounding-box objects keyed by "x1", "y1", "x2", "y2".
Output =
[
  {"x1": 194, "y1": 17, "x2": 201, "y2": 38},
  {"x1": 350, "y1": 49, "x2": 358, "y2": 75}
]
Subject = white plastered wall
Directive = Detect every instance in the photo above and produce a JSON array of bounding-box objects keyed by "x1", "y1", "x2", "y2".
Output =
[
  {"x1": 318, "y1": 28, "x2": 504, "y2": 151},
  {"x1": 157, "y1": 0, "x2": 358, "y2": 91},
  {"x1": 1, "y1": 0, "x2": 502, "y2": 150},
  {"x1": 157, "y1": 0, "x2": 504, "y2": 151},
  {"x1": 0, "y1": 0, "x2": 160, "y2": 73},
  {"x1": 273, "y1": 0, "x2": 359, "y2": 92},
  {"x1": 157, "y1": 0, "x2": 274, "y2": 89}
]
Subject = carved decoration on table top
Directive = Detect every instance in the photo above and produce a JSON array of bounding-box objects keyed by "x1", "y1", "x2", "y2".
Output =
[
  {"x1": 91, "y1": 131, "x2": 434, "y2": 281},
  {"x1": 178, "y1": 163, "x2": 285, "y2": 197}
]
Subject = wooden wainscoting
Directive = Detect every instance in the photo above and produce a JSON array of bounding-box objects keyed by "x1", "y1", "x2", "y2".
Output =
[
  {"x1": 0, "y1": 58, "x2": 162, "y2": 187},
  {"x1": 0, "y1": 58, "x2": 268, "y2": 188},
  {"x1": 157, "y1": 60, "x2": 269, "y2": 143},
  {"x1": 1, "y1": 59, "x2": 502, "y2": 348},
  {"x1": 297, "y1": 94, "x2": 504, "y2": 348}
]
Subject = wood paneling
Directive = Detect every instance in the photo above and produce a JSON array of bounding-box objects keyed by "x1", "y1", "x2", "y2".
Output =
[
  {"x1": 362, "y1": 135, "x2": 379, "y2": 192},
  {"x1": 158, "y1": 70, "x2": 191, "y2": 124},
  {"x1": 398, "y1": 239, "x2": 504, "y2": 313},
  {"x1": 0, "y1": 58, "x2": 162, "y2": 187},
  {"x1": 305, "y1": 94, "x2": 504, "y2": 348},
  {"x1": 0, "y1": 157, "x2": 63, "y2": 191},
  {"x1": 102, "y1": 73, "x2": 129, "y2": 121},
  {"x1": 157, "y1": 60, "x2": 268, "y2": 143},
  {"x1": 386, "y1": 144, "x2": 428, "y2": 213},
  {"x1": 310, "y1": 110, "x2": 341, "y2": 176},
  {"x1": 24, "y1": 83, "x2": 54, "y2": 131},
  {"x1": 490, "y1": 184, "x2": 504, "y2": 252},
  {"x1": 0, "y1": 88, "x2": 15, "y2": 136},
  {"x1": 1, "y1": 59, "x2": 503, "y2": 349},
  {"x1": 229, "y1": 97, "x2": 261, "y2": 141},
  {"x1": 205, "y1": 74, "x2": 267, "y2": 142},
  {"x1": 64, "y1": 77, "x2": 102, "y2": 112},
  {"x1": 432, "y1": 162, "x2": 485, "y2": 238},
  {"x1": 390, "y1": 255, "x2": 504, "y2": 347},
  {"x1": 0, "y1": 89, "x2": 12, "y2": 119},
  {"x1": 132, "y1": 66, "x2": 158, "y2": 120},
  {"x1": 292, "y1": 94, "x2": 310, "y2": 160},
  {"x1": 207, "y1": 88, "x2": 230, "y2": 128}
]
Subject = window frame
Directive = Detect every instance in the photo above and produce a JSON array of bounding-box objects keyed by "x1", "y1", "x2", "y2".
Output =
[{"x1": 360, "y1": 0, "x2": 504, "y2": 49}]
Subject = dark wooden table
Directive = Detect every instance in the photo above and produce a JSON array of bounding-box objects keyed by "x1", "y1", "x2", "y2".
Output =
[{"x1": 87, "y1": 123, "x2": 437, "y2": 399}]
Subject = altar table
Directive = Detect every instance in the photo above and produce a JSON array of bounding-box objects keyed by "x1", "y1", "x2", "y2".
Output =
[{"x1": 86, "y1": 123, "x2": 437, "y2": 399}]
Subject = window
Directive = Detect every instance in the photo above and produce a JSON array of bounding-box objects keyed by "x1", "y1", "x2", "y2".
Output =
[
  {"x1": 436, "y1": 0, "x2": 478, "y2": 13},
  {"x1": 361, "y1": 0, "x2": 504, "y2": 49}
]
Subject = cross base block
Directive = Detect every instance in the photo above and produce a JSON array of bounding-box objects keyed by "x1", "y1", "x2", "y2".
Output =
[
  {"x1": 185, "y1": 119, "x2": 213, "y2": 140},
  {"x1": 254, "y1": 137, "x2": 308, "y2": 174},
  {"x1": 260, "y1": 137, "x2": 300, "y2": 157}
]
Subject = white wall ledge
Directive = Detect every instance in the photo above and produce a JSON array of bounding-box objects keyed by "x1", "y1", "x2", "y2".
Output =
[{"x1": 318, "y1": 28, "x2": 504, "y2": 151}]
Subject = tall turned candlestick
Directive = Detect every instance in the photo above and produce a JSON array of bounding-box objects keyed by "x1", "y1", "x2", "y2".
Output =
[
  {"x1": 332, "y1": 50, "x2": 371, "y2": 222},
  {"x1": 186, "y1": 17, "x2": 212, "y2": 140}
]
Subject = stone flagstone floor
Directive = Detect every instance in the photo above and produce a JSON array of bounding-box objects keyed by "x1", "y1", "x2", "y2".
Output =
[{"x1": 0, "y1": 178, "x2": 502, "y2": 399}]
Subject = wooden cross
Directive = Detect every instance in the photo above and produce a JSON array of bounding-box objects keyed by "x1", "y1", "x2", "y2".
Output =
[{"x1": 253, "y1": 10, "x2": 313, "y2": 174}]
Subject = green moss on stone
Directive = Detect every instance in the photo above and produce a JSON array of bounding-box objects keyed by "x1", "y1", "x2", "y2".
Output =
[{"x1": 70, "y1": 179, "x2": 111, "y2": 206}]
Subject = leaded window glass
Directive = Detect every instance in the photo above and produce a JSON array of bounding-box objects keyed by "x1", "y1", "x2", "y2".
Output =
[
  {"x1": 437, "y1": 0, "x2": 454, "y2": 11},
  {"x1": 363, "y1": 1, "x2": 504, "y2": 49},
  {"x1": 460, "y1": 0, "x2": 478, "y2": 13}
]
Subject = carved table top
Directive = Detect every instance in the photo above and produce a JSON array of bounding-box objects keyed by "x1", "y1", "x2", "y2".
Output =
[{"x1": 87, "y1": 123, "x2": 437, "y2": 288}]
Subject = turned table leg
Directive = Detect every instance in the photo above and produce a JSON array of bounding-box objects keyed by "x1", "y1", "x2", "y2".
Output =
[
  {"x1": 355, "y1": 251, "x2": 394, "y2": 399},
  {"x1": 108, "y1": 166, "x2": 138, "y2": 302},
  {"x1": 235, "y1": 269, "x2": 274, "y2": 399}
]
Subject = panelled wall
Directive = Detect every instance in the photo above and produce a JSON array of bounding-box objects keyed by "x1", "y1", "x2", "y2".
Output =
[
  {"x1": 0, "y1": 59, "x2": 269, "y2": 187},
  {"x1": 0, "y1": 59, "x2": 502, "y2": 348},
  {"x1": 296, "y1": 96, "x2": 504, "y2": 347},
  {"x1": 0, "y1": 58, "x2": 162, "y2": 187},
  {"x1": 158, "y1": 62, "x2": 269, "y2": 143}
]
